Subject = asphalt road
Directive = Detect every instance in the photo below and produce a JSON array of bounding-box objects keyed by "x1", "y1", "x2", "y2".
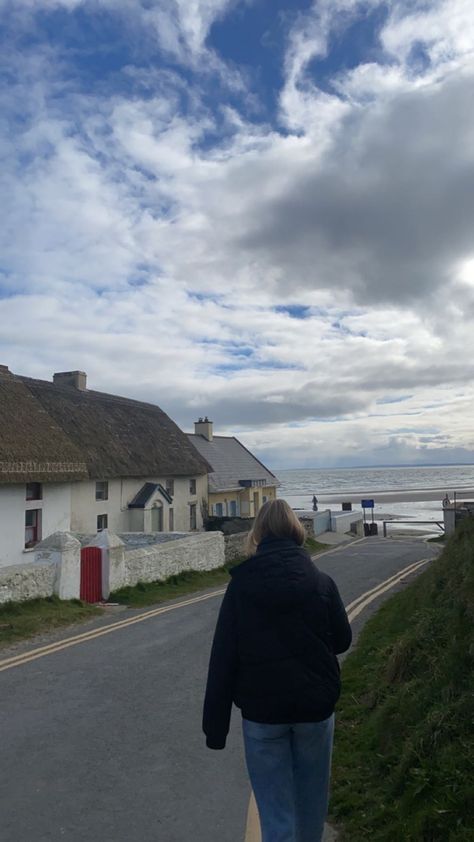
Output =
[{"x1": 0, "y1": 537, "x2": 439, "y2": 842}]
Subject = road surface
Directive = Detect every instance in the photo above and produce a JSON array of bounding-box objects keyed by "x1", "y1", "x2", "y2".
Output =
[{"x1": 0, "y1": 537, "x2": 439, "y2": 842}]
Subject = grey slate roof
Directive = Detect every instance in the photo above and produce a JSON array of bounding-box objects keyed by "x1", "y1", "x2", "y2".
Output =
[
  {"x1": 128, "y1": 482, "x2": 173, "y2": 508},
  {"x1": 187, "y1": 434, "x2": 279, "y2": 493}
]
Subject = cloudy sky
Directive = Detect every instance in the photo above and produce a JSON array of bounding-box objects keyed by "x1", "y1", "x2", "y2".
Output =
[{"x1": 1, "y1": 0, "x2": 474, "y2": 469}]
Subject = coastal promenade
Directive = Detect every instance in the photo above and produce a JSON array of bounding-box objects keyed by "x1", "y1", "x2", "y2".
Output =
[{"x1": 0, "y1": 536, "x2": 440, "y2": 842}]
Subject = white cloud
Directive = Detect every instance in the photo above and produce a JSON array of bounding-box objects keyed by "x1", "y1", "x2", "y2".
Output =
[{"x1": 1, "y1": 0, "x2": 474, "y2": 467}]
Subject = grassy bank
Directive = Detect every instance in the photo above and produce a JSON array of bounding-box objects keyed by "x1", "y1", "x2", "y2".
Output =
[
  {"x1": 0, "y1": 596, "x2": 102, "y2": 648},
  {"x1": 330, "y1": 520, "x2": 474, "y2": 841}
]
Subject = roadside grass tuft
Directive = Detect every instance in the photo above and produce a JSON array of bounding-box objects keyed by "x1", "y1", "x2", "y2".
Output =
[
  {"x1": 304, "y1": 536, "x2": 329, "y2": 554},
  {"x1": 0, "y1": 595, "x2": 102, "y2": 647},
  {"x1": 330, "y1": 519, "x2": 474, "y2": 841}
]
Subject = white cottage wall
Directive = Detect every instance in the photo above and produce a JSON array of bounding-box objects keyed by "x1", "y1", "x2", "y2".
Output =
[
  {"x1": 0, "y1": 483, "x2": 71, "y2": 569},
  {"x1": 70, "y1": 476, "x2": 208, "y2": 535}
]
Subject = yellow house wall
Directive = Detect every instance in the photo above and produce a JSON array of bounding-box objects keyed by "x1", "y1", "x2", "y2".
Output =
[{"x1": 209, "y1": 486, "x2": 277, "y2": 518}]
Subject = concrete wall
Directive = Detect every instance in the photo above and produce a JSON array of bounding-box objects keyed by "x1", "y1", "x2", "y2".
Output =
[
  {"x1": 312, "y1": 510, "x2": 332, "y2": 536},
  {"x1": 0, "y1": 483, "x2": 71, "y2": 569},
  {"x1": 331, "y1": 511, "x2": 363, "y2": 534}
]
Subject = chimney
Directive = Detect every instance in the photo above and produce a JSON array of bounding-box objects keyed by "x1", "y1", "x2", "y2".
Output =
[
  {"x1": 194, "y1": 416, "x2": 213, "y2": 441},
  {"x1": 53, "y1": 370, "x2": 87, "y2": 390},
  {"x1": 0, "y1": 364, "x2": 11, "y2": 377}
]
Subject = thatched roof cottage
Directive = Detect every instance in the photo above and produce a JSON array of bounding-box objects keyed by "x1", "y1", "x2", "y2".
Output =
[{"x1": 0, "y1": 366, "x2": 211, "y2": 568}]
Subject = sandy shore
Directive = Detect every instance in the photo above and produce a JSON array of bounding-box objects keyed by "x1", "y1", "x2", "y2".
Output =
[{"x1": 318, "y1": 489, "x2": 474, "y2": 504}]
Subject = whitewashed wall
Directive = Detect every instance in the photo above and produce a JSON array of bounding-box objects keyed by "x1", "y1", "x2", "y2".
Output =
[
  {"x1": 0, "y1": 483, "x2": 71, "y2": 569},
  {"x1": 120, "y1": 532, "x2": 224, "y2": 589},
  {"x1": 0, "y1": 560, "x2": 57, "y2": 604},
  {"x1": 0, "y1": 530, "x2": 225, "y2": 603}
]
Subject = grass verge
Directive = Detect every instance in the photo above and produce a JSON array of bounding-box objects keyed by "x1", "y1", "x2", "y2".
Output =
[
  {"x1": 0, "y1": 595, "x2": 102, "y2": 648},
  {"x1": 330, "y1": 519, "x2": 474, "y2": 841},
  {"x1": 111, "y1": 562, "x2": 239, "y2": 608}
]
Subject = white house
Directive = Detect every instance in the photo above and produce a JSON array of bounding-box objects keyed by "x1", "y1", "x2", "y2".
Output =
[{"x1": 0, "y1": 366, "x2": 211, "y2": 568}]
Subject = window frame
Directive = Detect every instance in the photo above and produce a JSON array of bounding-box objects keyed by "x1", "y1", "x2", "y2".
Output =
[
  {"x1": 165, "y1": 478, "x2": 174, "y2": 497},
  {"x1": 26, "y1": 482, "x2": 42, "y2": 501},
  {"x1": 189, "y1": 478, "x2": 196, "y2": 495},
  {"x1": 25, "y1": 508, "x2": 42, "y2": 548},
  {"x1": 95, "y1": 481, "x2": 109, "y2": 501},
  {"x1": 97, "y1": 513, "x2": 108, "y2": 531}
]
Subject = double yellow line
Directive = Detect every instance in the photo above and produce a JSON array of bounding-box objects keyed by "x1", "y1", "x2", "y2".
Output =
[
  {"x1": 0, "y1": 556, "x2": 431, "y2": 676},
  {"x1": 244, "y1": 554, "x2": 431, "y2": 842},
  {"x1": 0, "y1": 589, "x2": 226, "y2": 673}
]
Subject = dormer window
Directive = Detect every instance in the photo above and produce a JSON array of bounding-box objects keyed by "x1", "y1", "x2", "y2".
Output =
[{"x1": 26, "y1": 482, "x2": 42, "y2": 501}]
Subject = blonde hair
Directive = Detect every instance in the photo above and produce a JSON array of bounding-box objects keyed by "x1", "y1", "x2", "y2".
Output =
[{"x1": 247, "y1": 499, "x2": 305, "y2": 553}]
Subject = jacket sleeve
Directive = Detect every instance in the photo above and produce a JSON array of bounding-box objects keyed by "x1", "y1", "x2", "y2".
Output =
[
  {"x1": 202, "y1": 582, "x2": 238, "y2": 750},
  {"x1": 328, "y1": 578, "x2": 352, "y2": 654}
]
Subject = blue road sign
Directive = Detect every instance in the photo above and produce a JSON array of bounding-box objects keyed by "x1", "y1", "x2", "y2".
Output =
[{"x1": 361, "y1": 499, "x2": 375, "y2": 509}]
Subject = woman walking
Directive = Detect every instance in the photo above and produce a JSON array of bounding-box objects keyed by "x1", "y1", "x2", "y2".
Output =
[{"x1": 203, "y1": 499, "x2": 352, "y2": 842}]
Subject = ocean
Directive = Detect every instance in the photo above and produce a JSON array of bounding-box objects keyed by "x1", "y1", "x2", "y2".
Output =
[{"x1": 276, "y1": 464, "x2": 474, "y2": 533}]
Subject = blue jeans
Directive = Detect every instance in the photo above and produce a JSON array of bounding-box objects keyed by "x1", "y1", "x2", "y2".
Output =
[{"x1": 242, "y1": 715, "x2": 335, "y2": 842}]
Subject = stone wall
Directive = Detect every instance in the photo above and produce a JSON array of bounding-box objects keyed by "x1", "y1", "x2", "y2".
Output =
[
  {"x1": 0, "y1": 530, "x2": 226, "y2": 604},
  {"x1": 224, "y1": 531, "x2": 250, "y2": 564},
  {"x1": 121, "y1": 532, "x2": 225, "y2": 589},
  {"x1": 0, "y1": 560, "x2": 56, "y2": 604}
]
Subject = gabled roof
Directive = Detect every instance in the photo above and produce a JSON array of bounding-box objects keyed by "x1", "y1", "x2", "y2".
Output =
[
  {"x1": 187, "y1": 433, "x2": 279, "y2": 494},
  {"x1": 128, "y1": 482, "x2": 173, "y2": 508},
  {"x1": 0, "y1": 366, "x2": 211, "y2": 483}
]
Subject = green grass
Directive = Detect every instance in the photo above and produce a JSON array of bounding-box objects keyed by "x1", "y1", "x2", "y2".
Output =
[
  {"x1": 0, "y1": 595, "x2": 102, "y2": 648},
  {"x1": 305, "y1": 536, "x2": 329, "y2": 554},
  {"x1": 110, "y1": 560, "x2": 242, "y2": 607},
  {"x1": 330, "y1": 519, "x2": 474, "y2": 841}
]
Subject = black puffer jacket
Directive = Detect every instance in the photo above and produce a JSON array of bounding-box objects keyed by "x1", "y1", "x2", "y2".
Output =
[{"x1": 203, "y1": 536, "x2": 352, "y2": 749}]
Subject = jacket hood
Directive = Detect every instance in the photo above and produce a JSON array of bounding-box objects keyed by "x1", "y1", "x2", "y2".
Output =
[{"x1": 230, "y1": 535, "x2": 319, "y2": 613}]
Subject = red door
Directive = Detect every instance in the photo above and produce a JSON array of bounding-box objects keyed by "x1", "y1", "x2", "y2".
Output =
[{"x1": 80, "y1": 547, "x2": 103, "y2": 602}]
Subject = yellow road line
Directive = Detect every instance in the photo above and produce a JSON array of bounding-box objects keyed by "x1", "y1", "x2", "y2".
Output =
[
  {"x1": 0, "y1": 589, "x2": 226, "y2": 673},
  {"x1": 345, "y1": 557, "x2": 430, "y2": 615},
  {"x1": 244, "y1": 555, "x2": 432, "y2": 841}
]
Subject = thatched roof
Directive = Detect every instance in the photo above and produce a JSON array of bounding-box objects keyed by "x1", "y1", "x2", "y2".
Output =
[
  {"x1": 0, "y1": 366, "x2": 211, "y2": 483},
  {"x1": 0, "y1": 368, "x2": 88, "y2": 483}
]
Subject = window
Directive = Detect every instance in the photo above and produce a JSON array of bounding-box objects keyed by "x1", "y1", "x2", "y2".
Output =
[
  {"x1": 190, "y1": 503, "x2": 197, "y2": 530},
  {"x1": 215, "y1": 502, "x2": 223, "y2": 517},
  {"x1": 97, "y1": 514, "x2": 108, "y2": 531},
  {"x1": 263, "y1": 496, "x2": 268, "y2": 504},
  {"x1": 25, "y1": 509, "x2": 42, "y2": 548},
  {"x1": 95, "y1": 481, "x2": 109, "y2": 501},
  {"x1": 169, "y1": 508, "x2": 174, "y2": 531},
  {"x1": 26, "y1": 483, "x2": 42, "y2": 501},
  {"x1": 229, "y1": 500, "x2": 237, "y2": 516},
  {"x1": 165, "y1": 479, "x2": 174, "y2": 496},
  {"x1": 189, "y1": 478, "x2": 196, "y2": 495}
]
